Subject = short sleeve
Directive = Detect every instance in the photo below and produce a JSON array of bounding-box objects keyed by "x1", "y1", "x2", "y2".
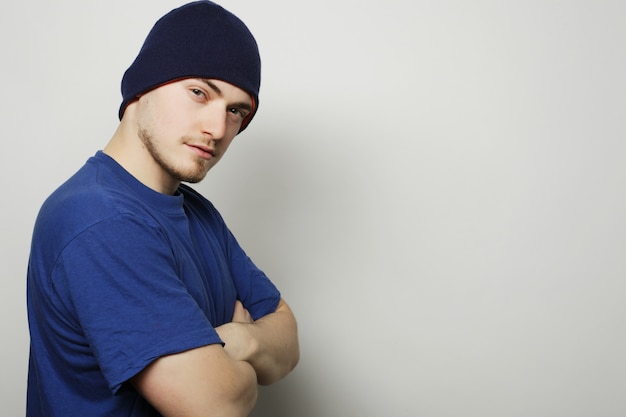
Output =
[
  {"x1": 180, "y1": 185, "x2": 282, "y2": 321},
  {"x1": 224, "y1": 227, "x2": 281, "y2": 320},
  {"x1": 53, "y1": 213, "x2": 222, "y2": 393}
]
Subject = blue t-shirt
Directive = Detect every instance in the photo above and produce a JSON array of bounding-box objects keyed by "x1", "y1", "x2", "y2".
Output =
[{"x1": 27, "y1": 151, "x2": 280, "y2": 416}]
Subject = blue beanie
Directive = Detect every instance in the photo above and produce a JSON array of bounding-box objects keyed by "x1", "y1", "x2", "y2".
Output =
[{"x1": 119, "y1": 1, "x2": 261, "y2": 132}]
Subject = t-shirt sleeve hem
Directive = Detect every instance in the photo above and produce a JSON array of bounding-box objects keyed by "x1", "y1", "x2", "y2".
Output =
[{"x1": 109, "y1": 332, "x2": 223, "y2": 395}]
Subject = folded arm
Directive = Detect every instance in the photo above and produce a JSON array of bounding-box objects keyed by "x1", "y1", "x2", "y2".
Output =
[
  {"x1": 130, "y1": 298, "x2": 298, "y2": 416},
  {"x1": 216, "y1": 298, "x2": 300, "y2": 385},
  {"x1": 131, "y1": 344, "x2": 258, "y2": 417}
]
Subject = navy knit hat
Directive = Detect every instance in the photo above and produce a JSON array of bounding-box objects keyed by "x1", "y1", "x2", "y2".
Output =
[{"x1": 119, "y1": 1, "x2": 261, "y2": 132}]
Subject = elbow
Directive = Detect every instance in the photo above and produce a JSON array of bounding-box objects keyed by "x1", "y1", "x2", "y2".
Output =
[
  {"x1": 233, "y1": 382, "x2": 258, "y2": 416},
  {"x1": 287, "y1": 339, "x2": 300, "y2": 375},
  {"x1": 277, "y1": 315, "x2": 301, "y2": 381},
  {"x1": 225, "y1": 362, "x2": 259, "y2": 416},
  {"x1": 258, "y1": 336, "x2": 300, "y2": 386}
]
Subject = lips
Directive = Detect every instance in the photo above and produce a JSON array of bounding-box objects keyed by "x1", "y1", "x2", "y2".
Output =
[{"x1": 187, "y1": 143, "x2": 215, "y2": 160}]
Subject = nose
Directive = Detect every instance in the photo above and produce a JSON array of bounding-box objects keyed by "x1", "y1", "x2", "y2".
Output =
[{"x1": 201, "y1": 103, "x2": 227, "y2": 140}]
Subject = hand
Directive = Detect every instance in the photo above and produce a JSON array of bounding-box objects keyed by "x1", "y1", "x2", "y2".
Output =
[
  {"x1": 215, "y1": 301, "x2": 256, "y2": 363},
  {"x1": 231, "y1": 300, "x2": 253, "y2": 324},
  {"x1": 217, "y1": 298, "x2": 299, "y2": 385}
]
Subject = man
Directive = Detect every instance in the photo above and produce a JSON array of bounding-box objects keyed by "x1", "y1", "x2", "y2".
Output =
[{"x1": 26, "y1": 2, "x2": 299, "y2": 416}]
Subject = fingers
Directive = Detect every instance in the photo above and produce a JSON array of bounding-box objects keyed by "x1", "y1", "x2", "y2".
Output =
[{"x1": 232, "y1": 300, "x2": 253, "y2": 323}]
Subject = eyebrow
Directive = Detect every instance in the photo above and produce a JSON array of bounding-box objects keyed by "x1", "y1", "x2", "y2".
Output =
[{"x1": 200, "y1": 78, "x2": 253, "y2": 112}]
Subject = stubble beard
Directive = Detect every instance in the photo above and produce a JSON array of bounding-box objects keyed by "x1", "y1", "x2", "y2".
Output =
[{"x1": 139, "y1": 128, "x2": 211, "y2": 184}]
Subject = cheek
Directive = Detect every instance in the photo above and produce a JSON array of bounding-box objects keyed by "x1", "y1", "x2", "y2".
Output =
[
  {"x1": 143, "y1": 95, "x2": 189, "y2": 128},
  {"x1": 150, "y1": 113, "x2": 190, "y2": 141},
  {"x1": 222, "y1": 135, "x2": 237, "y2": 150}
]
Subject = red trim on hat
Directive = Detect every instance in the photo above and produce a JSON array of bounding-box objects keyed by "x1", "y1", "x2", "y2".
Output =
[{"x1": 239, "y1": 96, "x2": 257, "y2": 133}]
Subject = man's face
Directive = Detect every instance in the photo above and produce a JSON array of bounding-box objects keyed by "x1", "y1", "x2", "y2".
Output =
[{"x1": 133, "y1": 78, "x2": 253, "y2": 192}]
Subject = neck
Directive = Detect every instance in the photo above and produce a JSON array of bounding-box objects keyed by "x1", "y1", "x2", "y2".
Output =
[{"x1": 103, "y1": 119, "x2": 180, "y2": 195}]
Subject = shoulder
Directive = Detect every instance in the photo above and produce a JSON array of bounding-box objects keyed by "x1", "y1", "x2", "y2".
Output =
[
  {"x1": 177, "y1": 184, "x2": 235, "y2": 242},
  {"x1": 179, "y1": 184, "x2": 213, "y2": 206},
  {"x1": 33, "y1": 161, "x2": 163, "y2": 254},
  {"x1": 178, "y1": 184, "x2": 223, "y2": 219},
  {"x1": 39, "y1": 176, "x2": 112, "y2": 230},
  {"x1": 38, "y1": 169, "x2": 128, "y2": 231}
]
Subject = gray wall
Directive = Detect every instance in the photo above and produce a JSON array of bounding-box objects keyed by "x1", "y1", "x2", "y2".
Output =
[{"x1": 2, "y1": 1, "x2": 625, "y2": 416}]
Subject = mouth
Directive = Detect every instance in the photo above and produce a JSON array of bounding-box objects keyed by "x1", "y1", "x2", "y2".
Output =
[{"x1": 186, "y1": 143, "x2": 215, "y2": 160}]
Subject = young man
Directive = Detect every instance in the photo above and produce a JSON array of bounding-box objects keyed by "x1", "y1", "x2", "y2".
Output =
[{"x1": 26, "y1": 2, "x2": 299, "y2": 416}]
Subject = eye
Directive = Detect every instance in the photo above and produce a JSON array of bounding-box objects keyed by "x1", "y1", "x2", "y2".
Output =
[
  {"x1": 228, "y1": 107, "x2": 249, "y2": 120},
  {"x1": 190, "y1": 88, "x2": 207, "y2": 100}
]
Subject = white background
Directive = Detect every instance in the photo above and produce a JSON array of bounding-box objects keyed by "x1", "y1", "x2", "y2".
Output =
[{"x1": 1, "y1": 1, "x2": 625, "y2": 416}]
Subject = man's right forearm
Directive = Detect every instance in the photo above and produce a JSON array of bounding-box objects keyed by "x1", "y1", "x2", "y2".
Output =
[{"x1": 131, "y1": 344, "x2": 258, "y2": 417}]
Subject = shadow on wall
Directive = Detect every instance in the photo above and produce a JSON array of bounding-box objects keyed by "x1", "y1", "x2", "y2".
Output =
[
  {"x1": 250, "y1": 369, "x2": 317, "y2": 417},
  {"x1": 201, "y1": 122, "x2": 318, "y2": 417},
  {"x1": 205, "y1": 118, "x2": 369, "y2": 417}
]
